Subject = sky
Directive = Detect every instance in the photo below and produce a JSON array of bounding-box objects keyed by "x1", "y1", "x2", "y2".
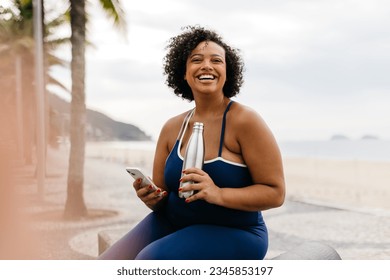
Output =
[{"x1": 47, "y1": 0, "x2": 390, "y2": 142}]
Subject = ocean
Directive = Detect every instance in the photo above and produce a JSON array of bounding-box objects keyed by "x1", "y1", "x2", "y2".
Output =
[
  {"x1": 279, "y1": 139, "x2": 390, "y2": 162},
  {"x1": 86, "y1": 139, "x2": 390, "y2": 162}
]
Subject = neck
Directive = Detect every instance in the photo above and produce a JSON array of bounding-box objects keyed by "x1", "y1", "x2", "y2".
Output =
[{"x1": 193, "y1": 95, "x2": 230, "y2": 118}]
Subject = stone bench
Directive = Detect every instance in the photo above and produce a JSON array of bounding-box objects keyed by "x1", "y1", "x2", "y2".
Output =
[
  {"x1": 98, "y1": 229, "x2": 128, "y2": 256},
  {"x1": 98, "y1": 228, "x2": 341, "y2": 260},
  {"x1": 271, "y1": 241, "x2": 341, "y2": 260}
]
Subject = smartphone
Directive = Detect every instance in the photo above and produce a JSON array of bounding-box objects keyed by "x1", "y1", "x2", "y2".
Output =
[{"x1": 126, "y1": 167, "x2": 158, "y2": 191}]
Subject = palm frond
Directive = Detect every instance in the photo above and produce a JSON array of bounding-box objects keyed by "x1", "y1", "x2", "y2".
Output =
[
  {"x1": 46, "y1": 51, "x2": 69, "y2": 68},
  {"x1": 97, "y1": 0, "x2": 127, "y2": 36},
  {"x1": 47, "y1": 74, "x2": 70, "y2": 94},
  {"x1": 45, "y1": 36, "x2": 70, "y2": 49}
]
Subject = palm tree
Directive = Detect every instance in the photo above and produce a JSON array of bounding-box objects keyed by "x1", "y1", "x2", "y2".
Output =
[
  {"x1": 64, "y1": 0, "x2": 126, "y2": 219},
  {"x1": 1, "y1": 0, "x2": 126, "y2": 219},
  {"x1": 1, "y1": 1, "x2": 36, "y2": 163},
  {"x1": 0, "y1": 0, "x2": 68, "y2": 164}
]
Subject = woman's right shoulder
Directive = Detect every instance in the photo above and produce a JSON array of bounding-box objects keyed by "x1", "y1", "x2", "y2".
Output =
[
  {"x1": 159, "y1": 110, "x2": 192, "y2": 142},
  {"x1": 162, "y1": 110, "x2": 190, "y2": 131}
]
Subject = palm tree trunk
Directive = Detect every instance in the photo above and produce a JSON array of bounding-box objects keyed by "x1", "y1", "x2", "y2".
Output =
[
  {"x1": 64, "y1": 0, "x2": 87, "y2": 219},
  {"x1": 15, "y1": 55, "x2": 25, "y2": 161}
]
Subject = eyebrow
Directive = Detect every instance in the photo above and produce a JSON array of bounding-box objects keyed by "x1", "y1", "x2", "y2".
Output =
[{"x1": 189, "y1": 53, "x2": 224, "y2": 58}]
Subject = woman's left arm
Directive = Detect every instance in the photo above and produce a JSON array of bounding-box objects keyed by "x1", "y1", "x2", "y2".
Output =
[{"x1": 182, "y1": 106, "x2": 285, "y2": 211}]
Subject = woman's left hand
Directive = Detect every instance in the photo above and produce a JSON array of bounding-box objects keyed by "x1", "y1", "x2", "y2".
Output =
[{"x1": 179, "y1": 168, "x2": 222, "y2": 205}]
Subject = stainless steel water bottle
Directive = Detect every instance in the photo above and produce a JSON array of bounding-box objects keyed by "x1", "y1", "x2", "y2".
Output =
[{"x1": 179, "y1": 122, "x2": 205, "y2": 199}]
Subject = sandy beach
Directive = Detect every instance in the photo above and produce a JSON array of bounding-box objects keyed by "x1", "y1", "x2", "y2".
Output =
[{"x1": 283, "y1": 157, "x2": 390, "y2": 213}]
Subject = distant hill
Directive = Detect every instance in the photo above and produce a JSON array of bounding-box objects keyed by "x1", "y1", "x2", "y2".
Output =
[
  {"x1": 330, "y1": 134, "x2": 350, "y2": 141},
  {"x1": 361, "y1": 134, "x2": 379, "y2": 140},
  {"x1": 330, "y1": 134, "x2": 380, "y2": 141},
  {"x1": 49, "y1": 94, "x2": 151, "y2": 141}
]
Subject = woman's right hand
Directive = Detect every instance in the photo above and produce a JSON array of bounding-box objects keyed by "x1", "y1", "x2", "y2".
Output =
[{"x1": 133, "y1": 178, "x2": 167, "y2": 210}]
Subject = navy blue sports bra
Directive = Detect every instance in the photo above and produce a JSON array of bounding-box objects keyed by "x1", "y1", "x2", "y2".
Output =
[{"x1": 164, "y1": 101, "x2": 264, "y2": 229}]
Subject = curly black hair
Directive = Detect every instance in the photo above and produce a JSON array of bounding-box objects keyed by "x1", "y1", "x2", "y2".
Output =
[{"x1": 163, "y1": 25, "x2": 245, "y2": 101}]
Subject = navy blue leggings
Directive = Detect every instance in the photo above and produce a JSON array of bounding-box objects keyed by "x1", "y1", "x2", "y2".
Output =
[{"x1": 98, "y1": 212, "x2": 268, "y2": 260}]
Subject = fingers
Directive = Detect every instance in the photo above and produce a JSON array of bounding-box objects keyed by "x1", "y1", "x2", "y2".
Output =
[
  {"x1": 133, "y1": 178, "x2": 167, "y2": 206},
  {"x1": 180, "y1": 172, "x2": 203, "y2": 185},
  {"x1": 181, "y1": 188, "x2": 201, "y2": 203},
  {"x1": 133, "y1": 178, "x2": 143, "y2": 191},
  {"x1": 143, "y1": 189, "x2": 167, "y2": 209},
  {"x1": 182, "y1": 167, "x2": 205, "y2": 176},
  {"x1": 138, "y1": 185, "x2": 166, "y2": 198},
  {"x1": 179, "y1": 174, "x2": 205, "y2": 200},
  {"x1": 179, "y1": 169, "x2": 220, "y2": 204}
]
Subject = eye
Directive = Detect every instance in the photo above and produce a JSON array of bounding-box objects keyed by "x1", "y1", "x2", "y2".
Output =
[{"x1": 191, "y1": 57, "x2": 202, "y2": 63}]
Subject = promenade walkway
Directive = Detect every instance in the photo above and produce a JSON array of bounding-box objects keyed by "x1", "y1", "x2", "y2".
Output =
[{"x1": 10, "y1": 146, "x2": 390, "y2": 260}]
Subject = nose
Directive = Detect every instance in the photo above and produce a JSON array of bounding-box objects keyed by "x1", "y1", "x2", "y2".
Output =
[{"x1": 201, "y1": 60, "x2": 213, "y2": 71}]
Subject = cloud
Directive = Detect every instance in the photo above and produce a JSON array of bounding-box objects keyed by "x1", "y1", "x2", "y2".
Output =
[{"x1": 49, "y1": 0, "x2": 390, "y2": 141}]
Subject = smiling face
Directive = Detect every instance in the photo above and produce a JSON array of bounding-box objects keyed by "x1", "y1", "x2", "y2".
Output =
[{"x1": 184, "y1": 41, "x2": 227, "y2": 98}]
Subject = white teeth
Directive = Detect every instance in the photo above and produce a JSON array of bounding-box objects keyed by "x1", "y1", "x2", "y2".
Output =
[{"x1": 198, "y1": 75, "x2": 215, "y2": 80}]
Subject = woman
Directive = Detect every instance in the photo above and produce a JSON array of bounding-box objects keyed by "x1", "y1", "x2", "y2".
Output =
[{"x1": 99, "y1": 26, "x2": 285, "y2": 260}]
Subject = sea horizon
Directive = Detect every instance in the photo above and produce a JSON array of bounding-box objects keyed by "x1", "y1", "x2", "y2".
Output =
[{"x1": 85, "y1": 139, "x2": 390, "y2": 163}]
